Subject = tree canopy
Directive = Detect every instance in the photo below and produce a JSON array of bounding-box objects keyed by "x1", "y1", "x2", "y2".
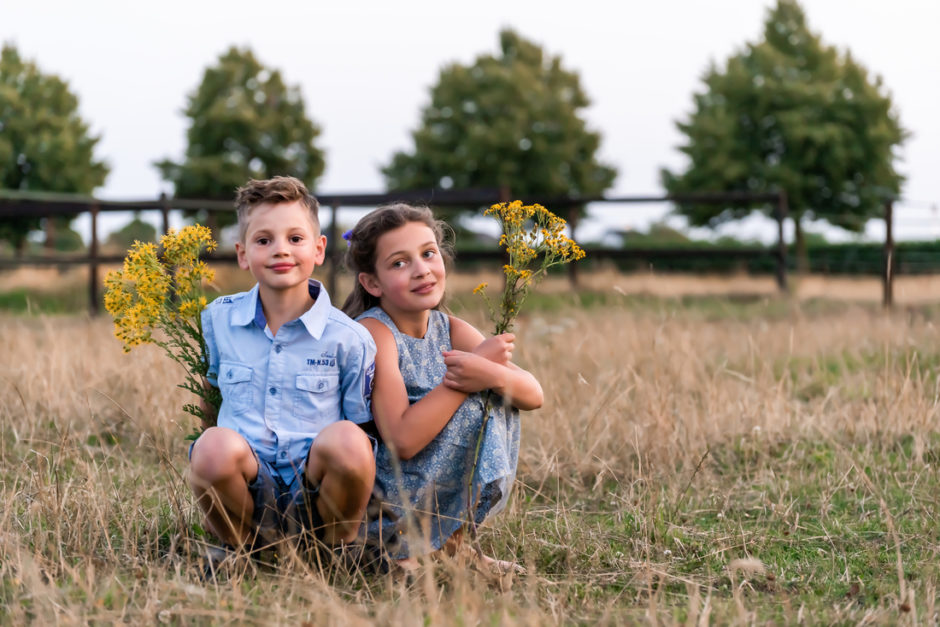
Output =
[
  {"x1": 661, "y1": 0, "x2": 906, "y2": 252},
  {"x1": 0, "y1": 44, "x2": 109, "y2": 252},
  {"x1": 156, "y1": 47, "x2": 324, "y2": 227},
  {"x1": 383, "y1": 29, "x2": 616, "y2": 205}
]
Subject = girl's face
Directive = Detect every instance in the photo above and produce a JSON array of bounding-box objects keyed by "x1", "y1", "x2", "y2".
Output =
[{"x1": 359, "y1": 221, "x2": 446, "y2": 317}]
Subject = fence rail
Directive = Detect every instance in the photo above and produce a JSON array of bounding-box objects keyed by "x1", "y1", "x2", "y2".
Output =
[{"x1": 1, "y1": 187, "x2": 903, "y2": 315}]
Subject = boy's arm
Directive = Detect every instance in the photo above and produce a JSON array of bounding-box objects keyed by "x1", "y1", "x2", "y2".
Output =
[
  {"x1": 359, "y1": 317, "x2": 468, "y2": 460},
  {"x1": 199, "y1": 307, "x2": 220, "y2": 423},
  {"x1": 339, "y1": 332, "x2": 377, "y2": 425},
  {"x1": 444, "y1": 316, "x2": 543, "y2": 411}
]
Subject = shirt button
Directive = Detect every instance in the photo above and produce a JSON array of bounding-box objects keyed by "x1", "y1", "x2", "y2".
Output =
[
  {"x1": 279, "y1": 451, "x2": 287, "y2": 458},
  {"x1": 269, "y1": 387, "x2": 277, "y2": 396},
  {"x1": 275, "y1": 344, "x2": 283, "y2": 353}
]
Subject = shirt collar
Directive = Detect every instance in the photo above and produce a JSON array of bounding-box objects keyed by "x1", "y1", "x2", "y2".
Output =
[{"x1": 230, "y1": 280, "x2": 330, "y2": 340}]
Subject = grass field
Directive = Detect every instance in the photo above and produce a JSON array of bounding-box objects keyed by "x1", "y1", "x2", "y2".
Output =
[{"x1": 1, "y1": 281, "x2": 939, "y2": 624}]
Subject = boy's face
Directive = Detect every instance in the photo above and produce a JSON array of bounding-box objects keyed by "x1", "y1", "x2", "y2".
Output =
[{"x1": 236, "y1": 200, "x2": 326, "y2": 294}]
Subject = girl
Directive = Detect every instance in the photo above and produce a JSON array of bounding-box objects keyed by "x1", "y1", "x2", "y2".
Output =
[{"x1": 342, "y1": 204, "x2": 543, "y2": 569}]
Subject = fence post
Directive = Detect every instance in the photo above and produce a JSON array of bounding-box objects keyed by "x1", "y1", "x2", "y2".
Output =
[
  {"x1": 883, "y1": 200, "x2": 894, "y2": 309},
  {"x1": 160, "y1": 192, "x2": 170, "y2": 236},
  {"x1": 568, "y1": 206, "x2": 580, "y2": 289},
  {"x1": 89, "y1": 202, "x2": 100, "y2": 316},
  {"x1": 327, "y1": 203, "x2": 340, "y2": 296},
  {"x1": 775, "y1": 191, "x2": 789, "y2": 292}
]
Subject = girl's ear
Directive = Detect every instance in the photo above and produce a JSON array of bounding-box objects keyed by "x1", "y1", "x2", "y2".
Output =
[{"x1": 358, "y1": 272, "x2": 382, "y2": 298}]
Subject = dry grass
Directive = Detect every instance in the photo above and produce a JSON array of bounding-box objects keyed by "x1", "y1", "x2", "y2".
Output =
[{"x1": 1, "y1": 289, "x2": 939, "y2": 623}]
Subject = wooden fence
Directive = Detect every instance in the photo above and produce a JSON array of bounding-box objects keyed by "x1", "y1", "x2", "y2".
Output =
[{"x1": 0, "y1": 187, "x2": 896, "y2": 315}]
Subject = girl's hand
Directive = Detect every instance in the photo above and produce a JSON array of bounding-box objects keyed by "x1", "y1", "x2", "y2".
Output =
[
  {"x1": 472, "y1": 333, "x2": 515, "y2": 366},
  {"x1": 442, "y1": 350, "x2": 505, "y2": 393}
]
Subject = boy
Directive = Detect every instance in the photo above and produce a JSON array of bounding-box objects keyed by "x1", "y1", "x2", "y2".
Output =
[{"x1": 189, "y1": 176, "x2": 376, "y2": 554}]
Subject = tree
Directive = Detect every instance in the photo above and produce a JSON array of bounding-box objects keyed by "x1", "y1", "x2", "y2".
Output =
[
  {"x1": 0, "y1": 44, "x2": 109, "y2": 253},
  {"x1": 384, "y1": 29, "x2": 616, "y2": 207},
  {"x1": 661, "y1": 0, "x2": 906, "y2": 267},
  {"x1": 156, "y1": 47, "x2": 324, "y2": 229},
  {"x1": 106, "y1": 215, "x2": 157, "y2": 250}
]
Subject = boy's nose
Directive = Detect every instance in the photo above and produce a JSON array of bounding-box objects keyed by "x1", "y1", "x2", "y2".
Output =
[{"x1": 272, "y1": 237, "x2": 289, "y2": 254}]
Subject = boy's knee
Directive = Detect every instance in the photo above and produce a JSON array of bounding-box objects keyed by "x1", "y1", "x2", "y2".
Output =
[
  {"x1": 189, "y1": 427, "x2": 253, "y2": 483},
  {"x1": 311, "y1": 422, "x2": 375, "y2": 479}
]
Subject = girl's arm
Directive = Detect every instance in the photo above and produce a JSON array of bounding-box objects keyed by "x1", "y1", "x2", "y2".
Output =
[
  {"x1": 359, "y1": 317, "x2": 469, "y2": 460},
  {"x1": 443, "y1": 316, "x2": 544, "y2": 411}
]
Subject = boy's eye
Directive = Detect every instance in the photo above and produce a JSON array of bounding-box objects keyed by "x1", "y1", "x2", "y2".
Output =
[
  {"x1": 256, "y1": 237, "x2": 270, "y2": 245},
  {"x1": 290, "y1": 235, "x2": 304, "y2": 243}
]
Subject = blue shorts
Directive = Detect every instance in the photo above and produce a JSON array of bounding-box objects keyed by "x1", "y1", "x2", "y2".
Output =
[{"x1": 189, "y1": 443, "x2": 323, "y2": 544}]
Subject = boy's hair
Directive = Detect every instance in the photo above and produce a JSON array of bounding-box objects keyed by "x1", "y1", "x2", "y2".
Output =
[
  {"x1": 234, "y1": 176, "x2": 320, "y2": 241},
  {"x1": 341, "y1": 204, "x2": 453, "y2": 319}
]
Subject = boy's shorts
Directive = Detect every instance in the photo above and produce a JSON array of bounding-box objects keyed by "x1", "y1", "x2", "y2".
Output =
[
  {"x1": 249, "y1": 456, "x2": 324, "y2": 545},
  {"x1": 189, "y1": 444, "x2": 323, "y2": 545}
]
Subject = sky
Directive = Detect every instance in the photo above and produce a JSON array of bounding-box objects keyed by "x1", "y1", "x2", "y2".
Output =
[{"x1": 3, "y1": 0, "x2": 939, "y2": 242}]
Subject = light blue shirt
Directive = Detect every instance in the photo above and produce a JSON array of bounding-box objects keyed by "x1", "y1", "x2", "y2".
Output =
[{"x1": 202, "y1": 279, "x2": 376, "y2": 481}]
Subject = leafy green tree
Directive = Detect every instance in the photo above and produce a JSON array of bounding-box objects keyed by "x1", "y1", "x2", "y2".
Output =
[
  {"x1": 0, "y1": 44, "x2": 109, "y2": 253},
  {"x1": 156, "y1": 46, "x2": 324, "y2": 228},
  {"x1": 106, "y1": 215, "x2": 157, "y2": 250},
  {"x1": 661, "y1": 0, "x2": 906, "y2": 266},
  {"x1": 384, "y1": 29, "x2": 616, "y2": 207}
]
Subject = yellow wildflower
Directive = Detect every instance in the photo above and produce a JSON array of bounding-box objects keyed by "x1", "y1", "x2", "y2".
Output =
[{"x1": 104, "y1": 224, "x2": 221, "y2": 433}]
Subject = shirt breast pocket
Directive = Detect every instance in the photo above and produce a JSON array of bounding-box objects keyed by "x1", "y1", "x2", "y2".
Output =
[
  {"x1": 294, "y1": 373, "x2": 340, "y2": 422},
  {"x1": 219, "y1": 361, "x2": 254, "y2": 414}
]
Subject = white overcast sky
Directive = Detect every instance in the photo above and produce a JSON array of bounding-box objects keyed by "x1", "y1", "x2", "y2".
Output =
[{"x1": 3, "y1": 0, "x2": 939, "y2": 241}]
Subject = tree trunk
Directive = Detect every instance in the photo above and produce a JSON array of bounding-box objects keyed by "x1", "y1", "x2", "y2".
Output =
[{"x1": 793, "y1": 217, "x2": 810, "y2": 274}]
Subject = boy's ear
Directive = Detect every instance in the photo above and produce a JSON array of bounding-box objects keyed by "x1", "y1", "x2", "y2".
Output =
[
  {"x1": 235, "y1": 241, "x2": 250, "y2": 271},
  {"x1": 358, "y1": 272, "x2": 382, "y2": 298},
  {"x1": 313, "y1": 234, "x2": 327, "y2": 266}
]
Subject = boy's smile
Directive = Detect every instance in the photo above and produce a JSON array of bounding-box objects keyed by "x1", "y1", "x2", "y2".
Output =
[{"x1": 236, "y1": 200, "x2": 326, "y2": 295}]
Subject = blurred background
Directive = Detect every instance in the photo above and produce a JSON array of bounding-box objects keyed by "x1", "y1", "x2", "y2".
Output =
[{"x1": 1, "y1": 0, "x2": 938, "y2": 310}]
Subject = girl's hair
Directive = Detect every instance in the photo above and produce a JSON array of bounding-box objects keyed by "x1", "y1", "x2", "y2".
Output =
[{"x1": 341, "y1": 203, "x2": 453, "y2": 319}]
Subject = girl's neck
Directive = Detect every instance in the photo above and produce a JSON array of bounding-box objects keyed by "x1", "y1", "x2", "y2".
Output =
[
  {"x1": 259, "y1": 282, "x2": 314, "y2": 336},
  {"x1": 384, "y1": 306, "x2": 431, "y2": 339}
]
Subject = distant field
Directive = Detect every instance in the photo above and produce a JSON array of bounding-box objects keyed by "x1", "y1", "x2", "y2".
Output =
[{"x1": 4, "y1": 264, "x2": 940, "y2": 313}]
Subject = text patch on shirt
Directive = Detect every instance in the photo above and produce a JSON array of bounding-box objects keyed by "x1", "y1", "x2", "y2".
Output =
[{"x1": 307, "y1": 351, "x2": 336, "y2": 369}]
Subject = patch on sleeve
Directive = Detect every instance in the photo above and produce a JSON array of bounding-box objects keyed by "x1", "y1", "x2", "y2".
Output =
[{"x1": 363, "y1": 360, "x2": 375, "y2": 402}]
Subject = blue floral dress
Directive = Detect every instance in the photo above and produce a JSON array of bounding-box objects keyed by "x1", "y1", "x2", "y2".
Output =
[{"x1": 359, "y1": 307, "x2": 520, "y2": 559}]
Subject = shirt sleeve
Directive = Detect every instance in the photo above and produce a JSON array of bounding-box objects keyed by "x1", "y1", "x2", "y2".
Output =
[
  {"x1": 202, "y1": 306, "x2": 220, "y2": 388},
  {"x1": 339, "y1": 332, "x2": 377, "y2": 424}
]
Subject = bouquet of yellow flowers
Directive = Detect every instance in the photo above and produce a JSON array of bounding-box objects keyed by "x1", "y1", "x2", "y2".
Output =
[
  {"x1": 103, "y1": 225, "x2": 221, "y2": 436},
  {"x1": 467, "y1": 201, "x2": 585, "y2": 530},
  {"x1": 473, "y1": 200, "x2": 586, "y2": 334}
]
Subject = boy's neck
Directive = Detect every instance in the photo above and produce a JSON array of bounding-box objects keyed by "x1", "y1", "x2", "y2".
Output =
[{"x1": 258, "y1": 281, "x2": 315, "y2": 336}]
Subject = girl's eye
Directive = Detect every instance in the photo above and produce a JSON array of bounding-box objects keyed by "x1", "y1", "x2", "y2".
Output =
[
  {"x1": 392, "y1": 260, "x2": 406, "y2": 268},
  {"x1": 422, "y1": 249, "x2": 437, "y2": 259}
]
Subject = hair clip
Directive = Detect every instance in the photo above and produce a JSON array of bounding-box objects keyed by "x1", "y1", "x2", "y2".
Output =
[{"x1": 342, "y1": 229, "x2": 353, "y2": 246}]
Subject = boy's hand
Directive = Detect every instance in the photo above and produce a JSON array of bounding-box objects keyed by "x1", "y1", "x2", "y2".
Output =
[
  {"x1": 471, "y1": 333, "x2": 514, "y2": 366},
  {"x1": 199, "y1": 375, "x2": 218, "y2": 426},
  {"x1": 442, "y1": 350, "x2": 504, "y2": 393}
]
